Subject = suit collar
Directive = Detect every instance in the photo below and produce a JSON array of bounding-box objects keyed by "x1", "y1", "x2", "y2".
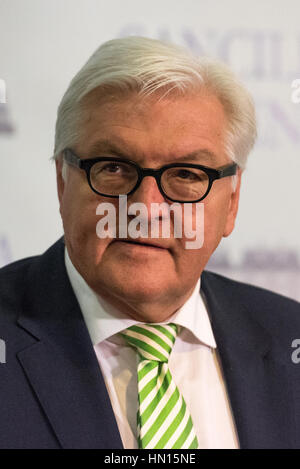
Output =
[
  {"x1": 201, "y1": 271, "x2": 271, "y2": 360},
  {"x1": 17, "y1": 237, "x2": 123, "y2": 449},
  {"x1": 16, "y1": 239, "x2": 297, "y2": 449},
  {"x1": 201, "y1": 271, "x2": 296, "y2": 449}
]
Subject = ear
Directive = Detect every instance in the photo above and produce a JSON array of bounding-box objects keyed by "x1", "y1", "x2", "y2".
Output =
[
  {"x1": 223, "y1": 169, "x2": 242, "y2": 238},
  {"x1": 55, "y1": 158, "x2": 65, "y2": 207}
]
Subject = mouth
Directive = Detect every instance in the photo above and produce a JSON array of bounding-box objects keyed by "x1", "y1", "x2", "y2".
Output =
[{"x1": 112, "y1": 239, "x2": 168, "y2": 250}]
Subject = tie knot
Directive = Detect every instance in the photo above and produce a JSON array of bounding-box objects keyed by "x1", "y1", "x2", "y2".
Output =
[{"x1": 121, "y1": 323, "x2": 178, "y2": 362}]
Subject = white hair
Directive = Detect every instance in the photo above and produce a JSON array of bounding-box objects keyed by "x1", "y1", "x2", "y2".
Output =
[{"x1": 53, "y1": 36, "x2": 257, "y2": 175}]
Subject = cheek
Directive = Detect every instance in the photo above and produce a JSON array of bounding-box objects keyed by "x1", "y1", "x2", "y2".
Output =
[
  {"x1": 60, "y1": 178, "x2": 112, "y2": 252},
  {"x1": 177, "y1": 201, "x2": 222, "y2": 247},
  {"x1": 172, "y1": 201, "x2": 229, "y2": 276},
  {"x1": 61, "y1": 191, "x2": 95, "y2": 237},
  {"x1": 203, "y1": 193, "x2": 232, "y2": 244},
  {"x1": 176, "y1": 193, "x2": 231, "y2": 258}
]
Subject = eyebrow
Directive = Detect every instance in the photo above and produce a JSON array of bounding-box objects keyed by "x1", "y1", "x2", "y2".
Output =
[
  {"x1": 87, "y1": 139, "x2": 132, "y2": 159},
  {"x1": 86, "y1": 139, "x2": 219, "y2": 165},
  {"x1": 175, "y1": 150, "x2": 219, "y2": 165}
]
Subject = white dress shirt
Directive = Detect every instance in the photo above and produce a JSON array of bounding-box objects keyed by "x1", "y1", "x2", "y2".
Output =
[{"x1": 65, "y1": 248, "x2": 239, "y2": 449}]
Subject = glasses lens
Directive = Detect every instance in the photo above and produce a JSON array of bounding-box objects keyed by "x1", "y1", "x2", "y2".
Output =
[
  {"x1": 90, "y1": 160, "x2": 138, "y2": 195},
  {"x1": 161, "y1": 166, "x2": 209, "y2": 201}
]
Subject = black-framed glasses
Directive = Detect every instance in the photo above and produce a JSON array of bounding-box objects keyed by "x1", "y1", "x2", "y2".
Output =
[{"x1": 63, "y1": 148, "x2": 238, "y2": 203}]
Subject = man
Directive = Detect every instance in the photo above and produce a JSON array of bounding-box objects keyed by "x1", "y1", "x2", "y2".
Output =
[{"x1": 1, "y1": 36, "x2": 300, "y2": 449}]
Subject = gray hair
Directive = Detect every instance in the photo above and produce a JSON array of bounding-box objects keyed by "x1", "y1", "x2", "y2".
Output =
[{"x1": 53, "y1": 36, "x2": 257, "y2": 171}]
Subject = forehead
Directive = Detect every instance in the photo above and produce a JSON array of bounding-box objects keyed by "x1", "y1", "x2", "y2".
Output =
[{"x1": 78, "y1": 91, "x2": 228, "y2": 165}]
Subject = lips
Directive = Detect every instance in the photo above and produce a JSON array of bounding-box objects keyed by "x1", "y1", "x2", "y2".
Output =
[{"x1": 113, "y1": 239, "x2": 168, "y2": 250}]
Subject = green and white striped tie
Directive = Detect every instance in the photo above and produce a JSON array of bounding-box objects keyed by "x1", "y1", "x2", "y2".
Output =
[{"x1": 121, "y1": 323, "x2": 199, "y2": 449}]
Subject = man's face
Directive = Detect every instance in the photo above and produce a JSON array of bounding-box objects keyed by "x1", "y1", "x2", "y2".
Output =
[{"x1": 56, "y1": 91, "x2": 241, "y2": 321}]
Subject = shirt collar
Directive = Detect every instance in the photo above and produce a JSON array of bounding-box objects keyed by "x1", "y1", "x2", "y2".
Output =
[{"x1": 65, "y1": 247, "x2": 216, "y2": 349}]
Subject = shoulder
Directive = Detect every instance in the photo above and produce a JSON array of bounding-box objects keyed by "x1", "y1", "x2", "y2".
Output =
[
  {"x1": 0, "y1": 237, "x2": 65, "y2": 327},
  {"x1": 0, "y1": 238, "x2": 65, "y2": 302},
  {"x1": 202, "y1": 270, "x2": 300, "y2": 332},
  {"x1": 0, "y1": 255, "x2": 40, "y2": 324},
  {"x1": 0, "y1": 254, "x2": 40, "y2": 291},
  {"x1": 202, "y1": 269, "x2": 299, "y2": 305},
  {"x1": 0, "y1": 254, "x2": 38, "y2": 279}
]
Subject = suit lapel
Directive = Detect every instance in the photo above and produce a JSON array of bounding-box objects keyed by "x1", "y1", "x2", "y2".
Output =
[
  {"x1": 15, "y1": 238, "x2": 298, "y2": 449},
  {"x1": 17, "y1": 238, "x2": 123, "y2": 449},
  {"x1": 201, "y1": 272, "x2": 296, "y2": 449}
]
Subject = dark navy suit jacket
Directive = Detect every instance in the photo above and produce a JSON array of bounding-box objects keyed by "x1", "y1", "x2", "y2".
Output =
[{"x1": 1, "y1": 237, "x2": 300, "y2": 449}]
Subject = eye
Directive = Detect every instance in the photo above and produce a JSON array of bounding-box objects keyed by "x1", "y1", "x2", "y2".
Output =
[
  {"x1": 172, "y1": 169, "x2": 203, "y2": 181},
  {"x1": 176, "y1": 169, "x2": 195, "y2": 179},
  {"x1": 101, "y1": 162, "x2": 122, "y2": 173},
  {"x1": 92, "y1": 160, "x2": 136, "y2": 180}
]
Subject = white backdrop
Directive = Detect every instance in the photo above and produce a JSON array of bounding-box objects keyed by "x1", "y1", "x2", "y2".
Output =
[{"x1": 0, "y1": 0, "x2": 299, "y2": 300}]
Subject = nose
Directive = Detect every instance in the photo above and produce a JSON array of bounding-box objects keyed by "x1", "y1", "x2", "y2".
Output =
[
  {"x1": 130, "y1": 174, "x2": 166, "y2": 204},
  {"x1": 127, "y1": 175, "x2": 168, "y2": 224}
]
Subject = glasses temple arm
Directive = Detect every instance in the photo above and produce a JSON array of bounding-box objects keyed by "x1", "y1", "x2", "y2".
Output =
[
  {"x1": 63, "y1": 149, "x2": 82, "y2": 168},
  {"x1": 217, "y1": 163, "x2": 238, "y2": 178}
]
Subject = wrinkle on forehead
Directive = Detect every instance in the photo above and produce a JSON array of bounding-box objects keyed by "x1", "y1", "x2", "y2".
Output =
[
  {"x1": 85, "y1": 137, "x2": 221, "y2": 167},
  {"x1": 77, "y1": 90, "x2": 229, "y2": 166}
]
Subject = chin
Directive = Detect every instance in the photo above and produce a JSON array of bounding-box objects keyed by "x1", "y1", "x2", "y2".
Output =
[
  {"x1": 121, "y1": 277, "x2": 168, "y2": 298},
  {"x1": 101, "y1": 272, "x2": 172, "y2": 303}
]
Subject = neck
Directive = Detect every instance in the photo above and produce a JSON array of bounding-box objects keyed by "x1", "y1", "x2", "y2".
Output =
[{"x1": 92, "y1": 283, "x2": 197, "y2": 323}]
